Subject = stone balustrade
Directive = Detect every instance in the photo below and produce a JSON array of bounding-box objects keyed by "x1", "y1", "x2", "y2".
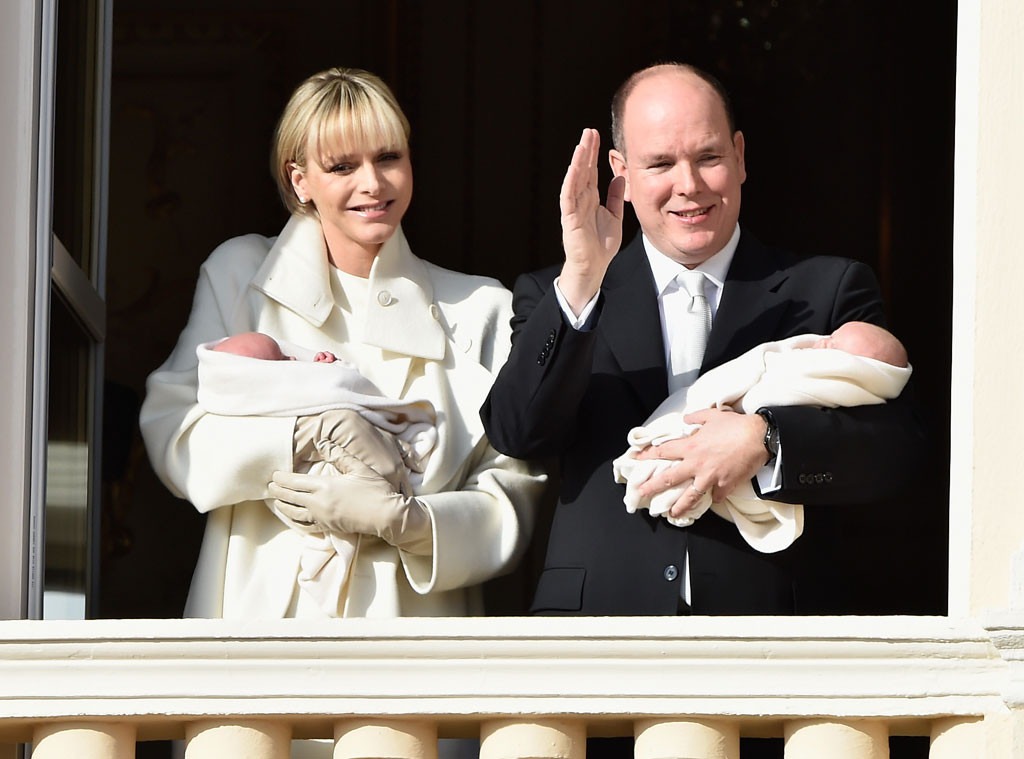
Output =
[{"x1": 2, "y1": 615, "x2": 1024, "y2": 757}]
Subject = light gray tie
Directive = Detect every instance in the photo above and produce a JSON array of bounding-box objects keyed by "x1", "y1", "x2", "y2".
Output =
[{"x1": 667, "y1": 269, "x2": 712, "y2": 393}]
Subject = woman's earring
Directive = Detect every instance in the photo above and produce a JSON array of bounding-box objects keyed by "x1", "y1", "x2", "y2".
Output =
[{"x1": 297, "y1": 195, "x2": 309, "y2": 205}]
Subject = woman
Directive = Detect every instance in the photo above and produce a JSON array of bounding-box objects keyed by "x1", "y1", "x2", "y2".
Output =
[{"x1": 140, "y1": 67, "x2": 543, "y2": 622}]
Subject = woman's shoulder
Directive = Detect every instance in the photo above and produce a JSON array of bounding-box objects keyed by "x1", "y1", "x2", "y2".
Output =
[
  {"x1": 423, "y1": 261, "x2": 511, "y2": 310},
  {"x1": 203, "y1": 232, "x2": 276, "y2": 271}
]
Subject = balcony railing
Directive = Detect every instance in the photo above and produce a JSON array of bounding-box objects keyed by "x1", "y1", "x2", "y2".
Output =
[{"x1": 2, "y1": 614, "x2": 1023, "y2": 758}]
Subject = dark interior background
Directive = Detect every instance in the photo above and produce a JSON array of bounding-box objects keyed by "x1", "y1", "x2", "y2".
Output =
[{"x1": 99, "y1": 0, "x2": 955, "y2": 623}]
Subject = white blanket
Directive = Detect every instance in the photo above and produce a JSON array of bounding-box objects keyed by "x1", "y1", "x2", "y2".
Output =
[
  {"x1": 612, "y1": 334, "x2": 912, "y2": 553},
  {"x1": 197, "y1": 338, "x2": 438, "y2": 615}
]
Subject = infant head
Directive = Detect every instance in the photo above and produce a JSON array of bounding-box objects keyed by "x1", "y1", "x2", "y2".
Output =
[
  {"x1": 213, "y1": 332, "x2": 293, "y2": 361},
  {"x1": 812, "y1": 322, "x2": 908, "y2": 367}
]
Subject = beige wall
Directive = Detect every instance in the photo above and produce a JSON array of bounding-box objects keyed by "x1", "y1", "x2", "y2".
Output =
[{"x1": 951, "y1": 0, "x2": 1024, "y2": 615}]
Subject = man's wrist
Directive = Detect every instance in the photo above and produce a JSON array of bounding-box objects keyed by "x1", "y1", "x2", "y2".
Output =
[{"x1": 755, "y1": 408, "x2": 780, "y2": 462}]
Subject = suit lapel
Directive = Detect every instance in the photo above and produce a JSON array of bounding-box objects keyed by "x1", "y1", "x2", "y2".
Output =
[
  {"x1": 600, "y1": 235, "x2": 669, "y2": 412},
  {"x1": 704, "y1": 232, "x2": 792, "y2": 371}
]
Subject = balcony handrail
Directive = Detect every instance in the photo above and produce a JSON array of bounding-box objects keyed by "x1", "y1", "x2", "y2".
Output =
[{"x1": 0, "y1": 615, "x2": 1017, "y2": 743}]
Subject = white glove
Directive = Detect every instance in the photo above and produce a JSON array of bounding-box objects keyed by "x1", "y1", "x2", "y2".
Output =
[
  {"x1": 293, "y1": 409, "x2": 408, "y2": 490},
  {"x1": 269, "y1": 451, "x2": 433, "y2": 555}
]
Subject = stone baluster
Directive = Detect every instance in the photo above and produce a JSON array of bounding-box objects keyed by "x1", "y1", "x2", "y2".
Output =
[
  {"x1": 184, "y1": 720, "x2": 290, "y2": 759},
  {"x1": 32, "y1": 722, "x2": 136, "y2": 759},
  {"x1": 784, "y1": 719, "x2": 887, "y2": 759}
]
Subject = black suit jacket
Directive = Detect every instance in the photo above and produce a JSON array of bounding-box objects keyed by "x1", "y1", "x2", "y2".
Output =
[{"x1": 481, "y1": 231, "x2": 926, "y2": 616}]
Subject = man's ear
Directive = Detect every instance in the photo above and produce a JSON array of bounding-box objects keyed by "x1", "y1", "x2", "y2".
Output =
[
  {"x1": 733, "y1": 131, "x2": 747, "y2": 184},
  {"x1": 608, "y1": 149, "x2": 631, "y2": 202}
]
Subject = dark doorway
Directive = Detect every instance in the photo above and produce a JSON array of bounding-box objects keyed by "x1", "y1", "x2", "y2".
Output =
[{"x1": 101, "y1": 0, "x2": 953, "y2": 621}]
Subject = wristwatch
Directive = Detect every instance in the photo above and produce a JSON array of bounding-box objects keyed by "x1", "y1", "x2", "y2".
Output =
[{"x1": 756, "y1": 408, "x2": 780, "y2": 459}]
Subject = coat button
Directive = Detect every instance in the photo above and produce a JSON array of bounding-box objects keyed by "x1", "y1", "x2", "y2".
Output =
[
  {"x1": 814, "y1": 473, "x2": 824, "y2": 484},
  {"x1": 824, "y1": 472, "x2": 833, "y2": 483},
  {"x1": 663, "y1": 565, "x2": 678, "y2": 582},
  {"x1": 429, "y1": 303, "x2": 440, "y2": 320},
  {"x1": 376, "y1": 290, "x2": 394, "y2": 306}
]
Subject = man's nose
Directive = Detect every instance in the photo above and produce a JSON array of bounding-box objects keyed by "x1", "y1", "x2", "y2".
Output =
[{"x1": 672, "y1": 162, "x2": 702, "y2": 195}]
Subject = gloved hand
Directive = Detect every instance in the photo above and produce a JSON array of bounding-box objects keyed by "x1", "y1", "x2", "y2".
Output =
[
  {"x1": 293, "y1": 409, "x2": 408, "y2": 490},
  {"x1": 269, "y1": 450, "x2": 433, "y2": 555}
]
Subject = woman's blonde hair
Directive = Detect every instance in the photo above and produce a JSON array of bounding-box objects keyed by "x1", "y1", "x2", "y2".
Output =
[{"x1": 271, "y1": 67, "x2": 411, "y2": 216}]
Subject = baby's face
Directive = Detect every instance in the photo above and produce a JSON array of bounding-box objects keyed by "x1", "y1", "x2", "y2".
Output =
[
  {"x1": 810, "y1": 322, "x2": 907, "y2": 367},
  {"x1": 808, "y1": 326, "x2": 874, "y2": 358}
]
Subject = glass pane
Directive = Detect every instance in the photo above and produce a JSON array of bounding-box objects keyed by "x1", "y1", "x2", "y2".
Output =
[
  {"x1": 52, "y1": 0, "x2": 100, "y2": 272},
  {"x1": 43, "y1": 289, "x2": 93, "y2": 619}
]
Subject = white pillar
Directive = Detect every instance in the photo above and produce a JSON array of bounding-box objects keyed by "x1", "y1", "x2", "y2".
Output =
[
  {"x1": 479, "y1": 719, "x2": 585, "y2": 759},
  {"x1": 334, "y1": 719, "x2": 437, "y2": 759},
  {"x1": 634, "y1": 718, "x2": 739, "y2": 759},
  {"x1": 784, "y1": 719, "x2": 887, "y2": 759},
  {"x1": 184, "y1": 720, "x2": 290, "y2": 759},
  {"x1": 32, "y1": 722, "x2": 136, "y2": 759},
  {"x1": 929, "y1": 716, "x2": 987, "y2": 758}
]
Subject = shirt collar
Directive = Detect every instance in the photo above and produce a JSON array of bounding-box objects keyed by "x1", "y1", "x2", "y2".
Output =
[{"x1": 642, "y1": 224, "x2": 741, "y2": 301}]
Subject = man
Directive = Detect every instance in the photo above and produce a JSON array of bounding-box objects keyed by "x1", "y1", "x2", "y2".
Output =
[{"x1": 480, "y1": 63, "x2": 925, "y2": 617}]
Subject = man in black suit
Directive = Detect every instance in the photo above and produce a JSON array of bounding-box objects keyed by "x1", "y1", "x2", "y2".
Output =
[{"x1": 480, "y1": 63, "x2": 925, "y2": 617}]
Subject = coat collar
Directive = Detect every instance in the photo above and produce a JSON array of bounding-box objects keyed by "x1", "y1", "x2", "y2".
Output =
[
  {"x1": 702, "y1": 231, "x2": 792, "y2": 371},
  {"x1": 250, "y1": 215, "x2": 447, "y2": 362}
]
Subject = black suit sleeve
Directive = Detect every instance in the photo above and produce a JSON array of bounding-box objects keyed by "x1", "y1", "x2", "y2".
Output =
[
  {"x1": 755, "y1": 260, "x2": 929, "y2": 505},
  {"x1": 481, "y1": 270, "x2": 600, "y2": 460}
]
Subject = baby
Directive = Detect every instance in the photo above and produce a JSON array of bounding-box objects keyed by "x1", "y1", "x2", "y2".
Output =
[
  {"x1": 212, "y1": 330, "x2": 338, "y2": 365},
  {"x1": 197, "y1": 331, "x2": 437, "y2": 616},
  {"x1": 612, "y1": 321, "x2": 912, "y2": 553}
]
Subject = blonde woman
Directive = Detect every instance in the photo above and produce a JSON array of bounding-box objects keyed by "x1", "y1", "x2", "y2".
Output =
[{"x1": 141, "y1": 68, "x2": 543, "y2": 626}]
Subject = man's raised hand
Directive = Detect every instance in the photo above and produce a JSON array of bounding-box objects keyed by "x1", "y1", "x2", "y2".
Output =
[{"x1": 558, "y1": 128, "x2": 625, "y2": 315}]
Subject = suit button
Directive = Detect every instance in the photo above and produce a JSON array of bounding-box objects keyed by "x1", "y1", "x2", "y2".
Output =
[
  {"x1": 376, "y1": 289, "x2": 394, "y2": 306},
  {"x1": 798, "y1": 474, "x2": 807, "y2": 485},
  {"x1": 663, "y1": 565, "x2": 678, "y2": 582},
  {"x1": 824, "y1": 472, "x2": 833, "y2": 483},
  {"x1": 814, "y1": 473, "x2": 824, "y2": 484}
]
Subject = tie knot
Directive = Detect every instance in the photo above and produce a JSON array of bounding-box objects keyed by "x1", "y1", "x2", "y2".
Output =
[{"x1": 675, "y1": 269, "x2": 707, "y2": 299}]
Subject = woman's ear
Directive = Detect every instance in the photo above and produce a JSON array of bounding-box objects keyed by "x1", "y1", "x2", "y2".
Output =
[{"x1": 290, "y1": 164, "x2": 309, "y2": 203}]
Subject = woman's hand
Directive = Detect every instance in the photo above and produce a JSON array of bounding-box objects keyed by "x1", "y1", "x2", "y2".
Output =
[
  {"x1": 269, "y1": 452, "x2": 433, "y2": 554},
  {"x1": 294, "y1": 409, "x2": 408, "y2": 490}
]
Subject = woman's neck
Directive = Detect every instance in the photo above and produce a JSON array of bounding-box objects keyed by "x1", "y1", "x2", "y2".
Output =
[{"x1": 322, "y1": 228, "x2": 379, "y2": 278}]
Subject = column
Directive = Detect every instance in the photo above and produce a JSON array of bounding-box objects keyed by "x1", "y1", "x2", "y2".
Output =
[
  {"x1": 185, "y1": 720, "x2": 290, "y2": 759},
  {"x1": 634, "y1": 718, "x2": 739, "y2": 759},
  {"x1": 784, "y1": 719, "x2": 887, "y2": 759},
  {"x1": 480, "y1": 719, "x2": 585, "y2": 759},
  {"x1": 334, "y1": 719, "x2": 437, "y2": 759},
  {"x1": 32, "y1": 722, "x2": 136, "y2": 759}
]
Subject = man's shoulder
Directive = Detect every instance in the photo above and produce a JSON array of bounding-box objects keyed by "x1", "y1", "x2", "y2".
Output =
[
  {"x1": 512, "y1": 263, "x2": 562, "y2": 295},
  {"x1": 738, "y1": 233, "x2": 873, "y2": 283}
]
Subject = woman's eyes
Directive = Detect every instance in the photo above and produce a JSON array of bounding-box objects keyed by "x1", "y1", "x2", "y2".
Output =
[{"x1": 327, "y1": 152, "x2": 402, "y2": 173}]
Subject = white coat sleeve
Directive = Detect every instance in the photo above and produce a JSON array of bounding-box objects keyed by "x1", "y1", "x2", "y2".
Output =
[
  {"x1": 396, "y1": 279, "x2": 546, "y2": 594},
  {"x1": 400, "y1": 437, "x2": 544, "y2": 594},
  {"x1": 139, "y1": 246, "x2": 295, "y2": 513}
]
